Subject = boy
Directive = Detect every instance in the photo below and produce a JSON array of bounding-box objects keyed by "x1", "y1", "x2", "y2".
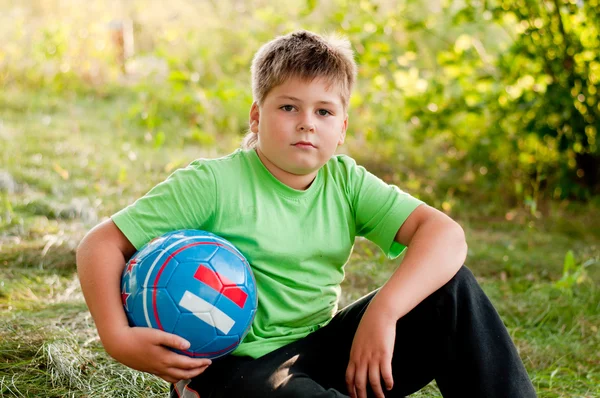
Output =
[{"x1": 77, "y1": 30, "x2": 537, "y2": 397}]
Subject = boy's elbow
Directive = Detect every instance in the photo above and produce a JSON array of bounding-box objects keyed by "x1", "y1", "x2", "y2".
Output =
[
  {"x1": 434, "y1": 211, "x2": 466, "y2": 246},
  {"x1": 450, "y1": 221, "x2": 468, "y2": 263},
  {"x1": 453, "y1": 221, "x2": 466, "y2": 244}
]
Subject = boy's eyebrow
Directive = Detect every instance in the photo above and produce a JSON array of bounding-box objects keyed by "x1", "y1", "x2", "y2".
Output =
[{"x1": 276, "y1": 95, "x2": 339, "y2": 106}]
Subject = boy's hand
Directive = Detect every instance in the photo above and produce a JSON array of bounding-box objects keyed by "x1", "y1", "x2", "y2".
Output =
[
  {"x1": 105, "y1": 326, "x2": 212, "y2": 384},
  {"x1": 345, "y1": 306, "x2": 396, "y2": 398}
]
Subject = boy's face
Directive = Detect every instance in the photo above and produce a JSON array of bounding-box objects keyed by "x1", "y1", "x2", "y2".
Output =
[{"x1": 250, "y1": 76, "x2": 348, "y2": 183}]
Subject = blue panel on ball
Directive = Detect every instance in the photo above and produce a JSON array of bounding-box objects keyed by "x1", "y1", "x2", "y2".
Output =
[
  {"x1": 174, "y1": 312, "x2": 217, "y2": 356},
  {"x1": 200, "y1": 335, "x2": 240, "y2": 358},
  {"x1": 135, "y1": 236, "x2": 168, "y2": 260},
  {"x1": 176, "y1": 243, "x2": 219, "y2": 263},
  {"x1": 147, "y1": 287, "x2": 180, "y2": 333},
  {"x1": 129, "y1": 290, "x2": 149, "y2": 328},
  {"x1": 127, "y1": 249, "x2": 176, "y2": 289},
  {"x1": 162, "y1": 231, "x2": 219, "y2": 257},
  {"x1": 149, "y1": 254, "x2": 179, "y2": 289},
  {"x1": 209, "y1": 246, "x2": 248, "y2": 285}
]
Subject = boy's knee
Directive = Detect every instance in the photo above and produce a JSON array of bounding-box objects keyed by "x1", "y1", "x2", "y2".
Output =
[
  {"x1": 436, "y1": 265, "x2": 480, "y2": 300},
  {"x1": 450, "y1": 265, "x2": 477, "y2": 284},
  {"x1": 449, "y1": 265, "x2": 477, "y2": 286}
]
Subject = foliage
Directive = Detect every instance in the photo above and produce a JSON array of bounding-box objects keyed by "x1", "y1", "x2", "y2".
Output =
[
  {"x1": 554, "y1": 250, "x2": 596, "y2": 293},
  {"x1": 2, "y1": 0, "x2": 599, "y2": 204},
  {"x1": 489, "y1": 0, "x2": 600, "y2": 199}
]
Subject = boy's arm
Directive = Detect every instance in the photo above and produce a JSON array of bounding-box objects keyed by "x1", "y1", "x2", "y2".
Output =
[
  {"x1": 76, "y1": 219, "x2": 212, "y2": 383},
  {"x1": 77, "y1": 219, "x2": 136, "y2": 343},
  {"x1": 346, "y1": 204, "x2": 467, "y2": 398},
  {"x1": 376, "y1": 203, "x2": 467, "y2": 320}
]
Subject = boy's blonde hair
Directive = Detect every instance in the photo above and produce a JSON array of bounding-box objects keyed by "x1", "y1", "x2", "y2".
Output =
[{"x1": 242, "y1": 30, "x2": 357, "y2": 149}]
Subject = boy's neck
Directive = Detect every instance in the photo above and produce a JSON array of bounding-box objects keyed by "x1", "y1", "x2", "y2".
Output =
[{"x1": 255, "y1": 148, "x2": 318, "y2": 190}]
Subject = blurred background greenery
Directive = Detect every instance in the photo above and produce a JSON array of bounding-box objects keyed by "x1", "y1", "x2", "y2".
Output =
[
  {"x1": 2, "y1": 0, "x2": 599, "y2": 206},
  {"x1": 1, "y1": 0, "x2": 599, "y2": 396}
]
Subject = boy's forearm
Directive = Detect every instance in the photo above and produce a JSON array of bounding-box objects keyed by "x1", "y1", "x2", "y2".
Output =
[
  {"x1": 370, "y1": 218, "x2": 467, "y2": 321},
  {"x1": 76, "y1": 233, "x2": 130, "y2": 349}
]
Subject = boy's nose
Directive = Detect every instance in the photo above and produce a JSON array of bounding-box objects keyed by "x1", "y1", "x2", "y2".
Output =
[
  {"x1": 297, "y1": 121, "x2": 315, "y2": 132},
  {"x1": 297, "y1": 111, "x2": 316, "y2": 132}
]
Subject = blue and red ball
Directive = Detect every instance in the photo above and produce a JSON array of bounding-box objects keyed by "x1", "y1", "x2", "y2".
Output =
[{"x1": 120, "y1": 230, "x2": 257, "y2": 358}]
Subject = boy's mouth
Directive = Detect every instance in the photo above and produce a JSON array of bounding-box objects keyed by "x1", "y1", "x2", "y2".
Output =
[{"x1": 292, "y1": 141, "x2": 316, "y2": 148}]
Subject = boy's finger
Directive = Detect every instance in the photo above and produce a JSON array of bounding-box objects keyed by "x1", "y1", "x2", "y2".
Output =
[
  {"x1": 381, "y1": 360, "x2": 394, "y2": 391},
  {"x1": 170, "y1": 355, "x2": 212, "y2": 370},
  {"x1": 368, "y1": 365, "x2": 385, "y2": 398},
  {"x1": 345, "y1": 363, "x2": 356, "y2": 398},
  {"x1": 154, "y1": 329, "x2": 190, "y2": 350},
  {"x1": 354, "y1": 364, "x2": 368, "y2": 398}
]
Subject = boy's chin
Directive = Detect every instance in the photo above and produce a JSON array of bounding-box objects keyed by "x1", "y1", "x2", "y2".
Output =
[
  {"x1": 283, "y1": 162, "x2": 323, "y2": 177},
  {"x1": 284, "y1": 168, "x2": 315, "y2": 177}
]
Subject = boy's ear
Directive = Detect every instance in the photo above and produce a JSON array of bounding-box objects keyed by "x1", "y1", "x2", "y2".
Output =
[
  {"x1": 338, "y1": 114, "x2": 348, "y2": 145},
  {"x1": 249, "y1": 102, "x2": 260, "y2": 133}
]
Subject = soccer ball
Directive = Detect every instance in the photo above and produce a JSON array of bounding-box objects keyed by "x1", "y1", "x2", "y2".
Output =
[{"x1": 120, "y1": 229, "x2": 257, "y2": 359}]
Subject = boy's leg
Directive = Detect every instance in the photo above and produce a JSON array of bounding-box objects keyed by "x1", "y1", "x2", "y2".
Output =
[
  {"x1": 429, "y1": 266, "x2": 536, "y2": 397},
  {"x1": 315, "y1": 265, "x2": 537, "y2": 397},
  {"x1": 173, "y1": 336, "x2": 351, "y2": 398}
]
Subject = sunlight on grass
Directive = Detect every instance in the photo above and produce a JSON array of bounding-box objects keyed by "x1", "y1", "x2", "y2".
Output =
[{"x1": 0, "y1": 324, "x2": 168, "y2": 397}]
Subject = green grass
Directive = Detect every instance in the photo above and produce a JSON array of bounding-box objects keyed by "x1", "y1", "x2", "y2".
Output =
[{"x1": 1, "y1": 88, "x2": 599, "y2": 397}]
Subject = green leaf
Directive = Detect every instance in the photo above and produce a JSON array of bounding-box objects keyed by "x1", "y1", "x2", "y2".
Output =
[{"x1": 563, "y1": 250, "x2": 576, "y2": 274}]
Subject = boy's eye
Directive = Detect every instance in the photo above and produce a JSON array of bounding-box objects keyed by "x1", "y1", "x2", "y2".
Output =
[{"x1": 280, "y1": 105, "x2": 332, "y2": 116}]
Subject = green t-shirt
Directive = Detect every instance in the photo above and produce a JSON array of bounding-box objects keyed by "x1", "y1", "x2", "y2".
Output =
[{"x1": 112, "y1": 149, "x2": 423, "y2": 359}]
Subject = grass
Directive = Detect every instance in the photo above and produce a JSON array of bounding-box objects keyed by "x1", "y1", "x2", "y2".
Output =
[{"x1": 1, "y1": 86, "x2": 599, "y2": 397}]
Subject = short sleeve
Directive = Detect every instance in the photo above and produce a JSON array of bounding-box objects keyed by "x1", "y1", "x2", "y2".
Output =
[
  {"x1": 344, "y1": 157, "x2": 423, "y2": 258},
  {"x1": 111, "y1": 159, "x2": 217, "y2": 250}
]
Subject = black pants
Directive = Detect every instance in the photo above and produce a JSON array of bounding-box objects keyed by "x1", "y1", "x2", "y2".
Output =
[{"x1": 171, "y1": 266, "x2": 536, "y2": 397}]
